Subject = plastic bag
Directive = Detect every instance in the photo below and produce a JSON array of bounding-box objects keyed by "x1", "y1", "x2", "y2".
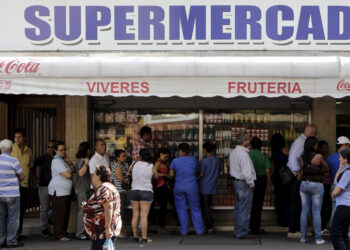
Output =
[{"x1": 103, "y1": 238, "x2": 115, "y2": 250}]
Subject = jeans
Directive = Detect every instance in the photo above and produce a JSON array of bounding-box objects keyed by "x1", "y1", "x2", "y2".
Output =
[
  {"x1": 272, "y1": 172, "x2": 289, "y2": 227},
  {"x1": 250, "y1": 176, "x2": 267, "y2": 233},
  {"x1": 18, "y1": 187, "x2": 28, "y2": 236},
  {"x1": 234, "y1": 180, "x2": 253, "y2": 238},
  {"x1": 321, "y1": 183, "x2": 332, "y2": 230},
  {"x1": 38, "y1": 186, "x2": 51, "y2": 233},
  {"x1": 288, "y1": 179, "x2": 301, "y2": 233},
  {"x1": 300, "y1": 181, "x2": 324, "y2": 240},
  {"x1": 331, "y1": 205, "x2": 350, "y2": 250},
  {"x1": 0, "y1": 197, "x2": 20, "y2": 245},
  {"x1": 200, "y1": 194, "x2": 214, "y2": 230}
]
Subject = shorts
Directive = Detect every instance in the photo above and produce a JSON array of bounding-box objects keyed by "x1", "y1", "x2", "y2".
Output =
[{"x1": 130, "y1": 190, "x2": 153, "y2": 202}]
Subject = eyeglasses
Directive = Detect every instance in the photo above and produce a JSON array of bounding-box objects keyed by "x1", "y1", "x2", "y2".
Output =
[{"x1": 48, "y1": 146, "x2": 54, "y2": 149}]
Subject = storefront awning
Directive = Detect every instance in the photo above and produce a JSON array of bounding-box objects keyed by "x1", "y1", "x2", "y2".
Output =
[{"x1": 0, "y1": 56, "x2": 349, "y2": 98}]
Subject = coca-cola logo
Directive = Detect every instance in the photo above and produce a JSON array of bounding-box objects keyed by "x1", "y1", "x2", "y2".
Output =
[{"x1": 0, "y1": 59, "x2": 40, "y2": 75}]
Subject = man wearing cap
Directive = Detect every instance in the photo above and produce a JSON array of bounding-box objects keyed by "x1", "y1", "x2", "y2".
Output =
[
  {"x1": 327, "y1": 136, "x2": 350, "y2": 184},
  {"x1": 0, "y1": 139, "x2": 25, "y2": 248}
]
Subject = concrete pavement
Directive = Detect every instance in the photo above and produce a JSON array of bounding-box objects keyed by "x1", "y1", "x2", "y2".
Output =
[{"x1": 16, "y1": 232, "x2": 333, "y2": 250}]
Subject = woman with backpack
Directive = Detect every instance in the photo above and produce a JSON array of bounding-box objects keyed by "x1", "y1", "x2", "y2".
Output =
[
  {"x1": 331, "y1": 148, "x2": 350, "y2": 250},
  {"x1": 299, "y1": 137, "x2": 329, "y2": 244}
]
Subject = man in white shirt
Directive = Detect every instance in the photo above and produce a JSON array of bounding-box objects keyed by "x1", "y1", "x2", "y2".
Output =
[
  {"x1": 230, "y1": 132, "x2": 256, "y2": 239},
  {"x1": 286, "y1": 124, "x2": 317, "y2": 238},
  {"x1": 89, "y1": 139, "x2": 109, "y2": 194}
]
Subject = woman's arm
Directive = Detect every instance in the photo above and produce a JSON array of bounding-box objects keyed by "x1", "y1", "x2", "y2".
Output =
[
  {"x1": 60, "y1": 171, "x2": 73, "y2": 179},
  {"x1": 103, "y1": 201, "x2": 113, "y2": 239},
  {"x1": 169, "y1": 169, "x2": 175, "y2": 179},
  {"x1": 78, "y1": 158, "x2": 89, "y2": 177},
  {"x1": 152, "y1": 164, "x2": 159, "y2": 180},
  {"x1": 332, "y1": 186, "x2": 343, "y2": 198}
]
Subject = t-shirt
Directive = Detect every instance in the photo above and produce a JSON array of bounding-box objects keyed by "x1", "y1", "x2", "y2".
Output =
[
  {"x1": 0, "y1": 153, "x2": 22, "y2": 197},
  {"x1": 89, "y1": 152, "x2": 109, "y2": 189},
  {"x1": 83, "y1": 182, "x2": 122, "y2": 240},
  {"x1": 48, "y1": 156, "x2": 72, "y2": 196},
  {"x1": 249, "y1": 149, "x2": 272, "y2": 177},
  {"x1": 170, "y1": 156, "x2": 198, "y2": 183},
  {"x1": 110, "y1": 161, "x2": 129, "y2": 193},
  {"x1": 11, "y1": 143, "x2": 33, "y2": 188},
  {"x1": 199, "y1": 155, "x2": 220, "y2": 195},
  {"x1": 131, "y1": 161, "x2": 154, "y2": 192},
  {"x1": 76, "y1": 158, "x2": 91, "y2": 194},
  {"x1": 335, "y1": 165, "x2": 350, "y2": 207},
  {"x1": 33, "y1": 153, "x2": 53, "y2": 186},
  {"x1": 327, "y1": 152, "x2": 340, "y2": 182}
]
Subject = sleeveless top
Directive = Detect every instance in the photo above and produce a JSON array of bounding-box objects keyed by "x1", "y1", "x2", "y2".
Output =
[
  {"x1": 155, "y1": 158, "x2": 169, "y2": 189},
  {"x1": 302, "y1": 153, "x2": 324, "y2": 183}
]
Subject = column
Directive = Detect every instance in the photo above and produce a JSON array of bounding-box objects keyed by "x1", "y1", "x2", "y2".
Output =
[
  {"x1": 312, "y1": 97, "x2": 336, "y2": 154},
  {"x1": 0, "y1": 101, "x2": 8, "y2": 140}
]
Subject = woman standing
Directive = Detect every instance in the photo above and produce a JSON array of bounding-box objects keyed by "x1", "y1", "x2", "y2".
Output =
[
  {"x1": 82, "y1": 165, "x2": 121, "y2": 250},
  {"x1": 271, "y1": 133, "x2": 290, "y2": 227},
  {"x1": 331, "y1": 148, "x2": 350, "y2": 250},
  {"x1": 170, "y1": 143, "x2": 205, "y2": 236},
  {"x1": 48, "y1": 141, "x2": 75, "y2": 241},
  {"x1": 110, "y1": 149, "x2": 129, "y2": 239},
  {"x1": 130, "y1": 149, "x2": 158, "y2": 244},
  {"x1": 198, "y1": 141, "x2": 220, "y2": 234},
  {"x1": 299, "y1": 137, "x2": 328, "y2": 244},
  {"x1": 154, "y1": 148, "x2": 171, "y2": 233},
  {"x1": 75, "y1": 142, "x2": 92, "y2": 240}
]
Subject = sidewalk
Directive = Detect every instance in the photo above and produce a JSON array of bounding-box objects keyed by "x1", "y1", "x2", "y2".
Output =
[{"x1": 19, "y1": 231, "x2": 332, "y2": 250}]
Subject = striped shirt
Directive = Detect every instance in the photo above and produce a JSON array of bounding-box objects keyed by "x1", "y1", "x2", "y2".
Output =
[
  {"x1": 0, "y1": 153, "x2": 22, "y2": 197},
  {"x1": 110, "y1": 161, "x2": 129, "y2": 193}
]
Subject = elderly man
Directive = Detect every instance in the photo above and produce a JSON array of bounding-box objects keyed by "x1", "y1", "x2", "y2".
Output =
[
  {"x1": 286, "y1": 124, "x2": 317, "y2": 238},
  {"x1": 0, "y1": 139, "x2": 24, "y2": 248},
  {"x1": 89, "y1": 139, "x2": 109, "y2": 194},
  {"x1": 229, "y1": 132, "x2": 256, "y2": 239}
]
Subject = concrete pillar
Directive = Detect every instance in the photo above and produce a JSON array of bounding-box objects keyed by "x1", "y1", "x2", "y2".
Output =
[
  {"x1": 65, "y1": 96, "x2": 89, "y2": 234},
  {"x1": 0, "y1": 101, "x2": 8, "y2": 141},
  {"x1": 312, "y1": 97, "x2": 336, "y2": 154}
]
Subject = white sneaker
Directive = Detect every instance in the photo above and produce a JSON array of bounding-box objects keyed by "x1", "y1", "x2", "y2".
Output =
[
  {"x1": 59, "y1": 237, "x2": 70, "y2": 241},
  {"x1": 300, "y1": 238, "x2": 307, "y2": 243},
  {"x1": 315, "y1": 239, "x2": 326, "y2": 245}
]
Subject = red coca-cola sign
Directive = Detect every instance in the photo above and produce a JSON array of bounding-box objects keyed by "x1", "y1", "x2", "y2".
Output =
[
  {"x1": 337, "y1": 80, "x2": 350, "y2": 92},
  {"x1": 0, "y1": 59, "x2": 40, "y2": 75}
]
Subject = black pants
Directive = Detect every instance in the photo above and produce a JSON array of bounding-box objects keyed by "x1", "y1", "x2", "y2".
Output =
[
  {"x1": 331, "y1": 205, "x2": 350, "y2": 250},
  {"x1": 250, "y1": 176, "x2": 267, "y2": 233},
  {"x1": 18, "y1": 187, "x2": 28, "y2": 236},
  {"x1": 321, "y1": 183, "x2": 332, "y2": 230},
  {"x1": 288, "y1": 179, "x2": 301, "y2": 233},
  {"x1": 155, "y1": 185, "x2": 170, "y2": 227},
  {"x1": 91, "y1": 237, "x2": 116, "y2": 250},
  {"x1": 200, "y1": 194, "x2": 213, "y2": 230},
  {"x1": 51, "y1": 194, "x2": 71, "y2": 240},
  {"x1": 272, "y1": 172, "x2": 289, "y2": 227}
]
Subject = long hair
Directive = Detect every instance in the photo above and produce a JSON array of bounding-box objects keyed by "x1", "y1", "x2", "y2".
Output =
[
  {"x1": 271, "y1": 133, "x2": 285, "y2": 154},
  {"x1": 76, "y1": 142, "x2": 91, "y2": 159},
  {"x1": 301, "y1": 137, "x2": 318, "y2": 166}
]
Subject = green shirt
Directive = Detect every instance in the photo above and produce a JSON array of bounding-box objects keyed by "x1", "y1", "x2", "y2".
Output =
[{"x1": 249, "y1": 149, "x2": 271, "y2": 177}]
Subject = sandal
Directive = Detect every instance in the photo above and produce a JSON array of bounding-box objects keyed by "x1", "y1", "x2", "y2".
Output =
[
  {"x1": 133, "y1": 237, "x2": 140, "y2": 243},
  {"x1": 140, "y1": 238, "x2": 152, "y2": 244}
]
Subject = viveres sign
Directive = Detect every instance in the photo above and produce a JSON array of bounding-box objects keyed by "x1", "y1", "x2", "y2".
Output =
[{"x1": 1, "y1": 0, "x2": 350, "y2": 51}]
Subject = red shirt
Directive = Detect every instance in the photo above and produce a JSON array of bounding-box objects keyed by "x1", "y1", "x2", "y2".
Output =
[{"x1": 155, "y1": 158, "x2": 169, "y2": 189}]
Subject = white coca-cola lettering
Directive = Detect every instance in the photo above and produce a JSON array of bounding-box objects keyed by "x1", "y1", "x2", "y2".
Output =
[
  {"x1": 337, "y1": 80, "x2": 350, "y2": 92},
  {"x1": 0, "y1": 59, "x2": 40, "y2": 74}
]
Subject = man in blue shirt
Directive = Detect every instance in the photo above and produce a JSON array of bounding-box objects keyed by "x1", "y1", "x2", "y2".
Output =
[
  {"x1": 327, "y1": 136, "x2": 350, "y2": 183},
  {"x1": 0, "y1": 139, "x2": 24, "y2": 248}
]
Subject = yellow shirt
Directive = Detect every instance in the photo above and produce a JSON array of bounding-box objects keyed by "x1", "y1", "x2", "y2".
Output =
[{"x1": 11, "y1": 144, "x2": 33, "y2": 188}]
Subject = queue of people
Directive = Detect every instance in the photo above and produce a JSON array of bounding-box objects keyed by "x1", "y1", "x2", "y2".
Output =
[{"x1": 1, "y1": 124, "x2": 350, "y2": 250}]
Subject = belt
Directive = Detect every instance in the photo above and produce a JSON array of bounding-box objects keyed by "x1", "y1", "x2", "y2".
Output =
[{"x1": 235, "y1": 179, "x2": 246, "y2": 182}]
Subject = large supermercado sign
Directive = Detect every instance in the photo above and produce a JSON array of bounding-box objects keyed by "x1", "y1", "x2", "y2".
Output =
[{"x1": 1, "y1": 0, "x2": 350, "y2": 51}]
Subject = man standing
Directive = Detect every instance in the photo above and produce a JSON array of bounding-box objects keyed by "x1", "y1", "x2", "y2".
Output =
[
  {"x1": 286, "y1": 124, "x2": 317, "y2": 238},
  {"x1": 11, "y1": 128, "x2": 33, "y2": 239},
  {"x1": 0, "y1": 139, "x2": 25, "y2": 248},
  {"x1": 132, "y1": 126, "x2": 152, "y2": 162},
  {"x1": 89, "y1": 139, "x2": 109, "y2": 194},
  {"x1": 230, "y1": 132, "x2": 256, "y2": 239},
  {"x1": 31, "y1": 139, "x2": 56, "y2": 238}
]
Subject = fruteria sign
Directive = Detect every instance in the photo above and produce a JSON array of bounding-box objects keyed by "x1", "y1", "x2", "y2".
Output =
[{"x1": 1, "y1": 0, "x2": 350, "y2": 51}]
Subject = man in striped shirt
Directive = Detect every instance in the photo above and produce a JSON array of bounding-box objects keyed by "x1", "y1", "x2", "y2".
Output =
[{"x1": 0, "y1": 139, "x2": 24, "y2": 248}]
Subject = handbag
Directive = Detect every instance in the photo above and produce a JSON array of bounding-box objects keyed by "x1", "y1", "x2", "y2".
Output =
[
  {"x1": 278, "y1": 165, "x2": 295, "y2": 186},
  {"x1": 103, "y1": 238, "x2": 115, "y2": 250}
]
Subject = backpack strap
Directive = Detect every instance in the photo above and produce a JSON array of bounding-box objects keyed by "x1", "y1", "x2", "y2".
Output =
[{"x1": 337, "y1": 168, "x2": 350, "y2": 183}]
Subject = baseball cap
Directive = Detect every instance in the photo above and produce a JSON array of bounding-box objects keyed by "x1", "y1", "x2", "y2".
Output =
[{"x1": 337, "y1": 136, "x2": 350, "y2": 145}]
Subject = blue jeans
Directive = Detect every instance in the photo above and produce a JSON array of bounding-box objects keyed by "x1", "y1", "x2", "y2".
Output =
[
  {"x1": 300, "y1": 181, "x2": 324, "y2": 240},
  {"x1": 0, "y1": 197, "x2": 20, "y2": 245},
  {"x1": 234, "y1": 180, "x2": 253, "y2": 238}
]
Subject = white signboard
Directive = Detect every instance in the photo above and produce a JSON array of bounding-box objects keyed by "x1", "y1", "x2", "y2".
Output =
[{"x1": 1, "y1": 0, "x2": 350, "y2": 51}]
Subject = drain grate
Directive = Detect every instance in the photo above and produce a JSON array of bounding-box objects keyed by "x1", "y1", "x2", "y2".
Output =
[{"x1": 179, "y1": 234, "x2": 261, "y2": 245}]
